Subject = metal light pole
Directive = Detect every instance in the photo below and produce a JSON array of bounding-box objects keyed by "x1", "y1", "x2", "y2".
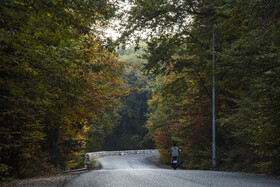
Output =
[{"x1": 200, "y1": 24, "x2": 216, "y2": 168}]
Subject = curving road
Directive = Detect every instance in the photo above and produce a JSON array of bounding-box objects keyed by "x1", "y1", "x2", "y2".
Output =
[{"x1": 64, "y1": 152, "x2": 280, "y2": 187}]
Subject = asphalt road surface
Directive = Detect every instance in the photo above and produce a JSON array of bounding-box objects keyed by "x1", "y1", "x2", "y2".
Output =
[{"x1": 64, "y1": 152, "x2": 280, "y2": 187}]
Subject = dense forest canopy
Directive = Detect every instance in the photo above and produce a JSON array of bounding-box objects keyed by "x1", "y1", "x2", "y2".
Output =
[
  {"x1": 0, "y1": 0, "x2": 279, "y2": 181},
  {"x1": 0, "y1": 0, "x2": 128, "y2": 179},
  {"x1": 102, "y1": 43, "x2": 155, "y2": 151},
  {"x1": 117, "y1": 0, "x2": 280, "y2": 175}
]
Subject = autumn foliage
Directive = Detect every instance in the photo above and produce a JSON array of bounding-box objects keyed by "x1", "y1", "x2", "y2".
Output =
[
  {"x1": 0, "y1": 0, "x2": 128, "y2": 179},
  {"x1": 146, "y1": 71, "x2": 212, "y2": 168},
  {"x1": 123, "y1": 0, "x2": 280, "y2": 175}
]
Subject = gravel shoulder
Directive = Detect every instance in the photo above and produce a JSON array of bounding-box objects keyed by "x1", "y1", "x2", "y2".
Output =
[
  {"x1": 1, "y1": 172, "x2": 82, "y2": 187},
  {"x1": 1, "y1": 161, "x2": 102, "y2": 187}
]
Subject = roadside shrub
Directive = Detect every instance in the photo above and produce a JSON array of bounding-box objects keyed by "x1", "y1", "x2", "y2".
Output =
[
  {"x1": 0, "y1": 163, "x2": 9, "y2": 181},
  {"x1": 86, "y1": 160, "x2": 97, "y2": 170}
]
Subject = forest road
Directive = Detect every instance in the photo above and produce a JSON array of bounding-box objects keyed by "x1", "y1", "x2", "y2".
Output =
[{"x1": 64, "y1": 152, "x2": 280, "y2": 187}]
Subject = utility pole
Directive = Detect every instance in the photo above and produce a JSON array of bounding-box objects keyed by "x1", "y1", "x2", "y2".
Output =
[
  {"x1": 200, "y1": 24, "x2": 216, "y2": 168},
  {"x1": 212, "y1": 25, "x2": 216, "y2": 168}
]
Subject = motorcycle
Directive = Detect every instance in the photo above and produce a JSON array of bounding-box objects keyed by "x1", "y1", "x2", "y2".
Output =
[{"x1": 171, "y1": 156, "x2": 179, "y2": 170}]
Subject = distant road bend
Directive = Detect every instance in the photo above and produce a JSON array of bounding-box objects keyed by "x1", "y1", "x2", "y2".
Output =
[{"x1": 64, "y1": 151, "x2": 280, "y2": 187}]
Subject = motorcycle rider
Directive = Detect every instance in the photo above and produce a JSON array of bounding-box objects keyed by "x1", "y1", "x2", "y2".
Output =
[{"x1": 170, "y1": 143, "x2": 180, "y2": 164}]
